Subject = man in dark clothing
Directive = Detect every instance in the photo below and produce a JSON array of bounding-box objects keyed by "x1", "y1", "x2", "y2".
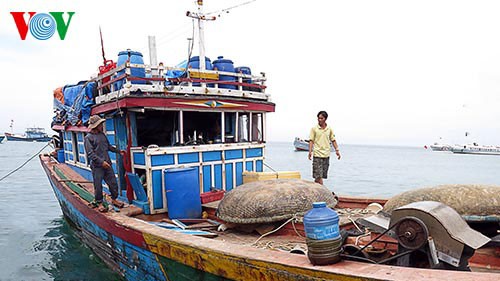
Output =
[{"x1": 84, "y1": 115, "x2": 124, "y2": 212}]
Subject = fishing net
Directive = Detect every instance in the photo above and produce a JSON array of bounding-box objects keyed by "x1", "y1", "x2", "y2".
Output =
[
  {"x1": 384, "y1": 184, "x2": 500, "y2": 217},
  {"x1": 216, "y1": 179, "x2": 337, "y2": 224}
]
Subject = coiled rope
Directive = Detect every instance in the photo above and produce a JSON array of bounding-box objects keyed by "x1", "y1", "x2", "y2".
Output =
[{"x1": 0, "y1": 142, "x2": 52, "y2": 182}]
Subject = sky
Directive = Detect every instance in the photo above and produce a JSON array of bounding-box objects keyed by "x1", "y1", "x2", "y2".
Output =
[{"x1": 1, "y1": 0, "x2": 500, "y2": 146}]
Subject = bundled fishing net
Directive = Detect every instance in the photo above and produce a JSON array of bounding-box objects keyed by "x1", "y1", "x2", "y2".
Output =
[
  {"x1": 216, "y1": 179, "x2": 337, "y2": 224},
  {"x1": 384, "y1": 184, "x2": 500, "y2": 217}
]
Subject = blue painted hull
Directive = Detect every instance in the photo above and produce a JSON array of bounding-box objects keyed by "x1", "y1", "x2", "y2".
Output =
[
  {"x1": 40, "y1": 158, "x2": 233, "y2": 281},
  {"x1": 44, "y1": 168, "x2": 167, "y2": 280}
]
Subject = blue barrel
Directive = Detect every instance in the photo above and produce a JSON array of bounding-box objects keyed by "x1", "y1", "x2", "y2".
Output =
[
  {"x1": 303, "y1": 202, "x2": 340, "y2": 240},
  {"x1": 164, "y1": 167, "x2": 202, "y2": 219},
  {"x1": 57, "y1": 149, "x2": 65, "y2": 163},
  {"x1": 213, "y1": 56, "x2": 236, "y2": 89},
  {"x1": 235, "y1": 66, "x2": 252, "y2": 90},
  {"x1": 188, "y1": 56, "x2": 213, "y2": 70},
  {"x1": 115, "y1": 50, "x2": 146, "y2": 90},
  {"x1": 188, "y1": 56, "x2": 213, "y2": 87}
]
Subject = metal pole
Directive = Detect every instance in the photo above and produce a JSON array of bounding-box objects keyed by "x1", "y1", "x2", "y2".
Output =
[{"x1": 148, "y1": 36, "x2": 158, "y2": 79}]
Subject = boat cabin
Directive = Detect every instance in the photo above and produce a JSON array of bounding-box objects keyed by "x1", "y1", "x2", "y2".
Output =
[{"x1": 52, "y1": 57, "x2": 275, "y2": 215}]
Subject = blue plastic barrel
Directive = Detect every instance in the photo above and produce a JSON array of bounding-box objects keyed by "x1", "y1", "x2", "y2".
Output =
[
  {"x1": 188, "y1": 56, "x2": 213, "y2": 70},
  {"x1": 235, "y1": 66, "x2": 252, "y2": 90},
  {"x1": 188, "y1": 56, "x2": 213, "y2": 87},
  {"x1": 303, "y1": 202, "x2": 340, "y2": 240},
  {"x1": 213, "y1": 56, "x2": 236, "y2": 89},
  {"x1": 115, "y1": 50, "x2": 146, "y2": 90},
  {"x1": 57, "y1": 149, "x2": 65, "y2": 163},
  {"x1": 164, "y1": 167, "x2": 202, "y2": 219}
]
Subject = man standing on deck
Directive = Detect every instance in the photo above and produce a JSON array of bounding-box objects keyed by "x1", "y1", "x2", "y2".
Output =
[
  {"x1": 308, "y1": 111, "x2": 341, "y2": 185},
  {"x1": 84, "y1": 115, "x2": 124, "y2": 212}
]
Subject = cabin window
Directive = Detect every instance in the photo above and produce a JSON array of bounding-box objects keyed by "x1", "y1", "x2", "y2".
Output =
[
  {"x1": 71, "y1": 132, "x2": 79, "y2": 162},
  {"x1": 238, "y1": 113, "x2": 249, "y2": 142},
  {"x1": 224, "y1": 112, "x2": 236, "y2": 143},
  {"x1": 183, "y1": 111, "x2": 221, "y2": 144},
  {"x1": 136, "y1": 110, "x2": 178, "y2": 147},
  {"x1": 251, "y1": 113, "x2": 263, "y2": 142}
]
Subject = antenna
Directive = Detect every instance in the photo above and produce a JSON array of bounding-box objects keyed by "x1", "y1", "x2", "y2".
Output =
[{"x1": 99, "y1": 26, "x2": 107, "y2": 64}]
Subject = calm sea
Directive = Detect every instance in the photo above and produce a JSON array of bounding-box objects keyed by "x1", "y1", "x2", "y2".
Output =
[{"x1": 1, "y1": 141, "x2": 499, "y2": 280}]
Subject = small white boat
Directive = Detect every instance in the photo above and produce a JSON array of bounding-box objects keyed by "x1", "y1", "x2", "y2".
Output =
[
  {"x1": 293, "y1": 137, "x2": 309, "y2": 151},
  {"x1": 429, "y1": 143, "x2": 452, "y2": 151},
  {"x1": 451, "y1": 143, "x2": 500, "y2": 156}
]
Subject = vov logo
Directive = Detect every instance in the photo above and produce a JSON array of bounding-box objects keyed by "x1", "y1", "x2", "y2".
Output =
[{"x1": 10, "y1": 12, "x2": 75, "y2": 40}]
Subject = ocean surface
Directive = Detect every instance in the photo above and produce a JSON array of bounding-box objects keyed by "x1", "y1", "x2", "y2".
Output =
[{"x1": 1, "y1": 141, "x2": 500, "y2": 280}]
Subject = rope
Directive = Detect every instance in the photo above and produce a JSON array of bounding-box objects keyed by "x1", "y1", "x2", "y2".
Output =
[
  {"x1": 252, "y1": 214, "x2": 298, "y2": 245},
  {"x1": 263, "y1": 161, "x2": 276, "y2": 172},
  {"x1": 0, "y1": 142, "x2": 51, "y2": 182}
]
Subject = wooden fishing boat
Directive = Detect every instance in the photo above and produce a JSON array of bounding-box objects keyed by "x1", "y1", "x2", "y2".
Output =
[
  {"x1": 40, "y1": 1, "x2": 499, "y2": 280},
  {"x1": 293, "y1": 137, "x2": 309, "y2": 151},
  {"x1": 4, "y1": 127, "x2": 52, "y2": 142}
]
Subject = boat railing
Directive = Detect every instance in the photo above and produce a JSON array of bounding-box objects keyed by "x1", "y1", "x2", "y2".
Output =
[
  {"x1": 94, "y1": 62, "x2": 269, "y2": 105},
  {"x1": 129, "y1": 142, "x2": 265, "y2": 214}
]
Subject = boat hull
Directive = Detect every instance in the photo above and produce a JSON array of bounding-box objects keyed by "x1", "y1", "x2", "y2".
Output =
[
  {"x1": 39, "y1": 155, "x2": 499, "y2": 281},
  {"x1": 293, "y1": 137, "x2": 309, "y2": 151},
  {"x1": 6, "y1": 135, "x2": 51, "y2": 142},
  {"x1": 451, "y1": 147, "x2": 500, "y2": 156}
]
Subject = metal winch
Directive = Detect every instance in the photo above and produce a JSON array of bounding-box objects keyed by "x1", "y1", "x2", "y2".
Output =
[
  {"x1": 389, "y1": 201, "x2": 490, "y2": 270},
  {"x1": 352, "y1": 201, "x2": 490, "y2": 270}
]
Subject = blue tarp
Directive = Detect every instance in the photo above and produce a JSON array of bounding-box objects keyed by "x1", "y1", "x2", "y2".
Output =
[
  {"x1": 165, "y1": 60, "x2": 187, "y2": 85},
  {"x1": 56, "y1": 81, "x2": 96, "y2": 125}
]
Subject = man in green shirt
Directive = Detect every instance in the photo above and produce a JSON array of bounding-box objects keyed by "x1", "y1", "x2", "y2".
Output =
[{"x1": 308, "y1": 111, "x2": 341, "y2": 185}]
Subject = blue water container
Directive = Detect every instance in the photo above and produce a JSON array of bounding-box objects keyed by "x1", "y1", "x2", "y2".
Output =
[
  {"x1": 164, "y1": 167, "x2": 202, "y2": 219},
  {"x1": 115, "y1": 50, "x2": 146, "y2": 89},
  {"x1": 57, "y1": 149, "x2": 65, "y2": 163},
  {"x1": 235, "y1": 66, "x2": 252, "y2": 90},
  {"x1": 303, "y1": 202, "x2": 340, "y2": 240},
  {"x1": 213, "y1": 56, "x2": 236, "y2": 89},
  {"x1": 188, "y1": 56, "x2": 213, "y2": 87},
  {"x1": 188, "y1": 56, "x2": 213, "y2": 70}
]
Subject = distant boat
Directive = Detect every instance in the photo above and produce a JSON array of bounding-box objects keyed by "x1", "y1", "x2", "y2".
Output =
[
  {"x1": 5, "y1": 127, "x2": 52, "y2": 142},
  {"x1": 429, "y1": 143, "x2": 452, "y2": 151},
  {"x1": 451, "y1": 143, "x2": 500, "y2": 156},
  {"x1": 293, "y1": 137, "x2": 309, "y2": 151},
  {"x1": 0, "y1": 135, "x2": 4, "y2": 143}
]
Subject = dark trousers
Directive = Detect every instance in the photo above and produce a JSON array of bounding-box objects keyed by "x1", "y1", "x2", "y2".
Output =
[{"x1": 92, "y1": 167, "x2": 119, "y2": 203}]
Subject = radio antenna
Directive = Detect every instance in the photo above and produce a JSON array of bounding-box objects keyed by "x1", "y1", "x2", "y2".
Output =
[{"x1": 99, "y1": 26, "x2": 107, "y2": 64}]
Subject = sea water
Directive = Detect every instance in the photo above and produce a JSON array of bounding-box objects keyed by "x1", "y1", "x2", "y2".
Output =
[{"x1": 1, "y1": 141, "x2": 500, "y2": 280}]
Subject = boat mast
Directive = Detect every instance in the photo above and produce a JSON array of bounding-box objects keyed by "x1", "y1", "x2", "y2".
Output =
[{"x1": 187, "y1": 0, "x2": 216, "y2": 76}]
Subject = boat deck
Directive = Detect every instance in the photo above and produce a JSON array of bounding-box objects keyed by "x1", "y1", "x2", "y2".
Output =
[{"x1": 42, "y1": 154, "x2": 500, "y2": 279}]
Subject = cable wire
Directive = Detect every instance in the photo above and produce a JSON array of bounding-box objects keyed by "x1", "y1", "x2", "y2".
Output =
[{"x1": 0, "y1": 141, "x2": 52, "y2": 182}]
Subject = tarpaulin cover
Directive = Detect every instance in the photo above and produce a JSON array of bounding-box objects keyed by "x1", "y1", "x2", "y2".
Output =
[{"x1": 58, "y1": 81, "x2": 96, "y2": 125}]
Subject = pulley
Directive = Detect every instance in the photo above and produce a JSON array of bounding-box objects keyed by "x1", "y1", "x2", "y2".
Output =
[{"x1": 394, "y1": 216, "x2": 429, "y2": 250}]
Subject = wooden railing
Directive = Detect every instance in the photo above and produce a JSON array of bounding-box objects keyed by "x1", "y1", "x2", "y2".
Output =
[{"x1": 94, "y1": 62, "x2": 268, "y2": 103}]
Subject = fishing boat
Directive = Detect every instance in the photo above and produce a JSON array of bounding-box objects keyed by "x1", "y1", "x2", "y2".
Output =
[
  {"x1": 39, "y1": 2, "x2": 499, "y2": 280},
  {"x1": 4, "y1": 127, "x2": 52, "y2": 142},
  {"x1": 293, "y1": 137, "x2": 309, "y2": 151},
  {"x1": 451, "y1": 143, "x2": 500, "y2": 156}
]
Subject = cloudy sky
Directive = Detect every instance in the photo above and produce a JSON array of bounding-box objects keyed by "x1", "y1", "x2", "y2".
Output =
[{"x1": 1, "y1": 0, "x2": 500, "y2": 146}]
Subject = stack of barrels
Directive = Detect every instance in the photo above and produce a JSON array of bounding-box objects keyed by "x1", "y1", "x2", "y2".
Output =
[{"x1": 303, "y1": 202, "x2": 342, "y2": 265}]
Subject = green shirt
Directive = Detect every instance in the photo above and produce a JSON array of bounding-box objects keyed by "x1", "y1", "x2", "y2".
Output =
[{"x1": 309, "y1": 125, "x2": 335, "y2": 158}]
